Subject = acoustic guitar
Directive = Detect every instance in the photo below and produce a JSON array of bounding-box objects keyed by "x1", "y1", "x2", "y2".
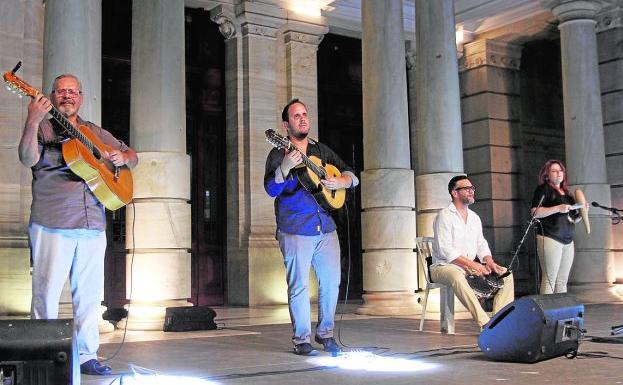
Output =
[
  {"x1": 265, "y1": 129, "x2": 346, "y2": 211},
  {"x1": 3, "y1": 62, "x2": 133, "y2": 211}
]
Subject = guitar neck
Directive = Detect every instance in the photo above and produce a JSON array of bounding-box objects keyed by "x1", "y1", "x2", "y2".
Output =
[
  {"x1": 48, "y1": 106, "x2": 97, "y2": 154},
  {"x1": 289, "y1": 142, "x2": 326, "y2": 179}
]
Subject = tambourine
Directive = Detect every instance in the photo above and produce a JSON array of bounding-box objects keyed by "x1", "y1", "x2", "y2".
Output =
[{"x1": 574, "y1": 188, "x2": 590, "y2": 234}]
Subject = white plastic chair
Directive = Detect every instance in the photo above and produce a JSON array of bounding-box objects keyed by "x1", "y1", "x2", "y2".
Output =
[{"x1": 417, "y1": 237, "x2": 455, "y2": 334}]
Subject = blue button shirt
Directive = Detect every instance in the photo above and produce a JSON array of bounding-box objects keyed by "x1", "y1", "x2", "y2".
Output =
[{"x1": 264, "y1": 139, "x2": 356, "y2": 236}]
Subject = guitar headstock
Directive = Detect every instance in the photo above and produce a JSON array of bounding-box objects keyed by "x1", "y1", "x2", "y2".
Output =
[
  {"x1": 3, "y1": 69, "x2": 39, "y2": 99},
  {"x1": 265, "y1": 129, "x2": 292, "y2": 151}
]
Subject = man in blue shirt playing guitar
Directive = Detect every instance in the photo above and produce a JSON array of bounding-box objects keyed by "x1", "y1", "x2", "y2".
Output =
[{"x1": 264, "y1": 99, "x2": 358, "y2": 355}]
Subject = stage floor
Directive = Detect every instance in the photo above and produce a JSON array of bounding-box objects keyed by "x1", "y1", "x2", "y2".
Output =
[{"x1": 84, "y1": 302, "x2": 623, "y2": 385}]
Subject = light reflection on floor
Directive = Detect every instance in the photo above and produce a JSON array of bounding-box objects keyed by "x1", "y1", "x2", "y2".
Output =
[
  {"x1": 108, "y1": 372, "x2": 219, "y2": 385},
  {"x1": 308, "y1": 351, "x2": 439, "y2": 372}
]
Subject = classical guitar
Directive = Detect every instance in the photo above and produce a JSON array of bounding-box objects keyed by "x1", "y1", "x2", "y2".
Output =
[
  {"x1": 265, "y1": 129, "x2": 346, "y2": 211},
  {"x1": 3, "y1": 62, "x2": 133, "y2": 211}
]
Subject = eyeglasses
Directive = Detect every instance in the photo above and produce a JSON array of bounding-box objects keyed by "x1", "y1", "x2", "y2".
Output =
[
  {"x1": 52, "y1": 88, "x2": 82, "y2": 97},
  {"x1": 455, "y1": 186, "x2": 476, "y2": 193}
]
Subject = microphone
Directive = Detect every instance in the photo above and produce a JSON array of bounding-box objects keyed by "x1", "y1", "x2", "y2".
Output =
[{"x1": 592, "y1": 201, "x2": 620, "y2": 213}]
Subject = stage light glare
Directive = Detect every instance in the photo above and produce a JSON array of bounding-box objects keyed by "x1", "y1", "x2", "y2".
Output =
[
  {"x1": 111, "y1": 372, "x2": 218, "y2": 385},
  {"x1": 309, "y1": 351, "x2": 439, "y2": 372}
]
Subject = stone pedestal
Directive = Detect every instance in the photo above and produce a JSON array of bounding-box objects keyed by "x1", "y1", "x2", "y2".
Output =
[
  {"x1": 358, "y1": 0, "x2": 418, "y2": 316},
  {"x1": 127, "y1": 0, "x2": 192, "y2": 329},
  {"x1": 547, "y1": 0, "x2": 621, "y2": 302}
]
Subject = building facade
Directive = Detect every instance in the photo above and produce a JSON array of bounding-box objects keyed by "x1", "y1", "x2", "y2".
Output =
[{"x1": 1, "y1": 0, "x2": 622, "y2": 330}]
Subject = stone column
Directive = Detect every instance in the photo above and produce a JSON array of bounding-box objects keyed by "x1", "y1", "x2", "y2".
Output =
[
  {"x1": 415, "y1": 0, "x2": 465, "y2": 239},
  {"x1": 357, "y1": 0, "x2": 418, "y2": 316},
  {"x1": 41, "y1": 0, "x2": 113, "y2": 331},
  {"x1": 211, "y1": 3, "x2": 288, "y2": 305},
  {"x1": 126, "y1": 0, "x2": 192, "y2": 330},
  {"x1": 0, "y1": 0, "x2": 44, "y2": 316},
  {"x1": 460, "y1": 39, "x2": 524, "y2": 285},
  {"x1": 597, "y1": 4, "x2": 623, "y2": 290},
  {"x1": 546, "y1": 0, "x2": 620, "y2": 302},
  {"x1": 406, "y1": 40, "x2": 418, "y2": 179},
  {"x1": 282, "y1": 17, "x2": 329, "y2": 138},
  {"x1": 43, "y1": 0, "x2": 101, "y2": 123}
]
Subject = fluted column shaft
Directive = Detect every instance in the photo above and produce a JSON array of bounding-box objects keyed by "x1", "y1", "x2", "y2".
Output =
[
  {"x1": 127, "y1": 0, "x2": 192, "y2": 330},
  {"x1": 547, "y1": 0, "x2": 619, "y2": 302},
  {"x1": 415, "y1": 0, "x2": 464, "y2": 237},
  {"x1": 357, "y1": 0, "x2": 418, "y2": 316}
]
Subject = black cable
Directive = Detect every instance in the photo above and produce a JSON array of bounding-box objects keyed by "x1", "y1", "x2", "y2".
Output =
[
  {"x1": 334, "y1": 198, "x2": 390, "y2": 353},
  {"x1": 101, "y1": 200, "x2": 136, "y2": 362}
]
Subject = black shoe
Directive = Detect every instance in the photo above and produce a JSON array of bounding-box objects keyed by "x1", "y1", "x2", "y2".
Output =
[
  {"x1": 293, "y1": 342, "x2": 316, "y2": 356},
  {"x1": 80, "y1": 359, "x2": 112, "y2": 375},
  {"x1": 314, "y1": 335, "x2": 341, "y2": 353}
]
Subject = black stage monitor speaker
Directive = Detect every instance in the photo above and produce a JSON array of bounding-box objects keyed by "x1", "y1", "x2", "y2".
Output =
[
  {"x1": 478, "y1": 294, "x2": 584, "y2": 363},
  {"x1": 0, "y1": 319, "x2": 76, "y2": 385},
  {"x1": 163, "y1": 306, "x2": 217, "y2": 332}
]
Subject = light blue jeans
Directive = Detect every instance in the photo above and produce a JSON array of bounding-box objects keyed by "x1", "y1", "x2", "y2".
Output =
[
  {"x1": 278, "y1": 230, "x2": 341, "y2": 345},
  {"x1": 29, "y1": 222, "x2": 106, "y2": 365}
]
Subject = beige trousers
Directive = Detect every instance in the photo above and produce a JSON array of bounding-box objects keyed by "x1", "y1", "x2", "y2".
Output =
[
  {"x1": 536, "y1": 235, "x2": 574, "y2": 294},
  {"x1": 430, "y1": 264, "x2": 515, "y2": 328}
]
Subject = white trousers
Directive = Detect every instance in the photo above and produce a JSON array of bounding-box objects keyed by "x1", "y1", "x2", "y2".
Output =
[
  {"x1": 29, "y1": 223, "x2": 106, "y2": 364},
  {"x1": 537, "y1": 235, "x2": 574, "y2": 294}
]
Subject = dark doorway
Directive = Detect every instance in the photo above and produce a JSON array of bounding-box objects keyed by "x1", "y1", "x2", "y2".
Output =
[
  {"x1": 101, "y1": 1, "x2": 227, "y2": 308},
  {"x1": 185, "y1": 8, "x2": 226, "y2": 306},
  {"x1": 317, "y1": 34, "x2": 364, "y2": 299}
]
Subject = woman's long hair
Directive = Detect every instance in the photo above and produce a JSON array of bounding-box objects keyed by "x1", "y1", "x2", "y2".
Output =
[{"x1": 538, "y1": 159, "x2": 570, "y2": 195}]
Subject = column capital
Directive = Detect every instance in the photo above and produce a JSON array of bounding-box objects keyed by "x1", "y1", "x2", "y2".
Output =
[
  {"x1": 235, "y1": 0, "x2": 285, "y2": 38},
  {"x1": 460, "y1": 39, "x2": 523, "y2": 72},
  {"x1": 405, "y1": 40, "x2": 416, "y2": 71},
  {"x1": 209, "y1": 5, "x2": 238, "y2": 40},
  {"x1": 543, "y1": 0, "x2": 610, "y2": 23},
  {"x1": 283, "y1": 19, "x2": 329, "y2": 46}
]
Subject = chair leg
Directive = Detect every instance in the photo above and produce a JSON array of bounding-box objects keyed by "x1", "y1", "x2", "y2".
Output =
[
  {"x1": 440, "y1": 285, "x2": 455, "y2": 334},
  {"x1": 419, "y1": 287, "x2": 431, "y2": 331}
]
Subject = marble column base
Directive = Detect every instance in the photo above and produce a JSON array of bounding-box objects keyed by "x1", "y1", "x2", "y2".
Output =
[
  {"x1": 356, "y1": 291, "x2": 421, "y2": 316},
  {"x1": 98, "y1": 305, "x2": 115, "y2": 334},
  {"x1": 568, "y1": 282, "x2": 623, "y2": 304},
  {"x1": 119, "y1": 299, "x2": 192, "y2": 331}
]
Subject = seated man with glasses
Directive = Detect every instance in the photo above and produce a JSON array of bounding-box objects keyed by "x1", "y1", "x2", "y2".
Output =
[{"x1": 430, "y1": 175, "x2": 514, "y2": 330}]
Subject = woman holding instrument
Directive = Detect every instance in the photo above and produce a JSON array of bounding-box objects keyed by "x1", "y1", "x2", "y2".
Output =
[{"x1": 531, "y1": 159, "x2": 587, "y2": 294}]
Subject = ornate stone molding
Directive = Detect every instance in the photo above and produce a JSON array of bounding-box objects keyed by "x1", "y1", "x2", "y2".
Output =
[
  {"x1": 283, "y1": 31, "x2": 323, "y2": 45},
  {"x1": 543, "y1": 0, "x2": 609, "y2": 23},
  {"x1": 209, "y1": 5, "x2": 237, "y2": 40},
  {"x1": 460, "y1": 39, "x2": 522, "y2": 72},
  {"x1": 241, "y1": 23, "x2": 278, "y2": 38},
  {"x1": 405, "y1": 49, "x2": 416, "y2": 71},
  {"x1": 597, "y1": 4, "x2": 623, "y2": 31},
  {"x1": 405, "y1": 40, "x2": 416, "y2": 71}
]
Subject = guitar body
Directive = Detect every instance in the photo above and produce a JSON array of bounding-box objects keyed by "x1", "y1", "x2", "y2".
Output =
[
  {"x1": 62, "y1": 124, "x2": 133, "y2": 211},
  {"x1": 295, "y1": 155, "x2": 346, "y2": 211}
]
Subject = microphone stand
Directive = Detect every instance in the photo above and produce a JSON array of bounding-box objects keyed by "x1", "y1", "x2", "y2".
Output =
[{"x1": 499, "y1": 196, "x2": 544, "y2": 279}]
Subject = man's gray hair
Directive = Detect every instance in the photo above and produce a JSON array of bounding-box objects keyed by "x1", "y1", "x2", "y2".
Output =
[{"x1": 51, "y1": 74, "x2": 82, "y2": 92}]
